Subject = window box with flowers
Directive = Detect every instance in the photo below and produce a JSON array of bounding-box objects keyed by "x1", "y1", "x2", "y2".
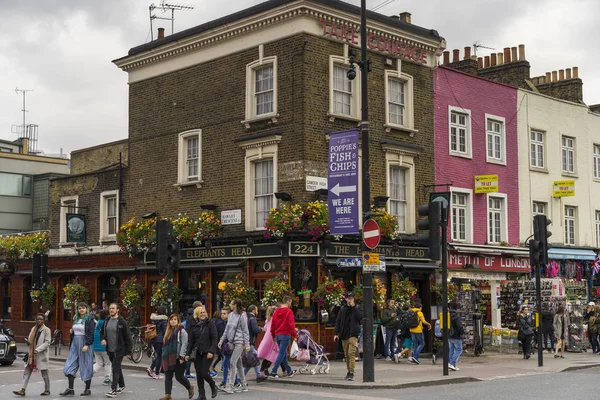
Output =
[
  {"x1": 264, "y1": 203, "x2": 304, "y2": 239},
  {"x1": 116, "y1": 217, "x2": 156, "y2": 256},
  {"x1": 391, "y1": 275, "x2": 418, "y2": 308},
  {"x1": 260, "y1": 275, "x2": 298, "y2": 307},
  {"x1": 63, "y1": 283, "x2": 90, "y2": 310},
  {"x1": 305, "y1": 201, "x2": 330, "y2": 241},
  {"x1": 120, "y1": 276, "x2": 145, "y2": 309},
  {"x1": 218, "y1": 275, "x2": 258, "y2": 310},
  {"x1": 351, "y1": 277, "x2": 387, "y2": 308},
  {"x1": 151, "y1": 277, "x2": 183, "y2": 311}
]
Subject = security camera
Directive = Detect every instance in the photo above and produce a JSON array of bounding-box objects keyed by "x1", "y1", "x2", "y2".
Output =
[{"x1": 347, "y1": 66, "x2": 356, "y2": 80}]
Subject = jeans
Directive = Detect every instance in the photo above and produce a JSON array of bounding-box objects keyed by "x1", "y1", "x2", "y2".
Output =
[
  {"x1": 448, "y1": 338, "x2": 462, "y2": 367},
  {"x1": 543, "y1": 332, "x2": 555, "y2": 351},
  {"x1": 93, "y1": 351, "x2": 112, "y2": 379},
  {"x1": 220, "y1": 353, "x2": 239, "y2": 385},
  {"x1": 164, "y1": 360, "x2": 190, "y2": 395},
  {"x1": 227, "y1": 344, "x2": 246, "y2": 387},
  {"x1": 522, "y1": 334, "x2": 533, "y2": 357},
  {"x1": 194, "y1": 353, "x2": 215, "y2": 397},
  {"x1": 410, "y1": 332, "x2": 425, "y2": 360},
  {"x1": 589, "y1": 330, "x2": 598, "y2": 353},
  {"x1": 271, "y1": 335, "x2": 292, "y2": 376},
  {"x1": 243, "y1": 345, "x2": 262, "y2": 378},
  {"x1": 108, "y1": 352, "x2": 125, "y2": 392},
  {"x1": 150, "y1": 342, "x2": 163, "y2": 375},
  {"x1": 384, "y1": 328, "x2": 396, "y2": 357}
]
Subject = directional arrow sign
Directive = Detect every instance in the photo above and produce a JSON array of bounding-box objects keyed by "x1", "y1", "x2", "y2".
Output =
[
  {"x1": 328, "y1": 129, "x2": 359, "y2": 235},
  {"x1": 330, "y1": 183, "x2": 357, "y2": 196}
]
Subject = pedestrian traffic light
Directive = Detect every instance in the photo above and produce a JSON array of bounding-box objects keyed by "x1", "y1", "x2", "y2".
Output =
[
  {"x1": 417, "y1": 201, "x2": 441, "y2": 261},
  {"x1": 534, "y1": 215, "x2": 552, "y2": 265}
]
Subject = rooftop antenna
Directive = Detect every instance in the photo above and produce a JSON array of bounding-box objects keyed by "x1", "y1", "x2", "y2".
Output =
[
  {"x1": 12, "y1": 87, "x2": 38, "y2": 154},
  {"x1": 149, "y1": 0, "x2": 194, "y2": 40},
  {"x1": 473, "y1": 42, "x2": 495, "y2": 57}
]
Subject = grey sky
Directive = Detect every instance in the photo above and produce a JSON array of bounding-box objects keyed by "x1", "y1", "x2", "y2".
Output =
[{"x1": 1, "y1": 0, "x2": 598, "y2": 156}]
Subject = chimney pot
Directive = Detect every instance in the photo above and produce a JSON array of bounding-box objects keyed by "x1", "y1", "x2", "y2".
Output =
[
  {"x1": 511, "y1": 47, "x2": 518, "y2": 62},
  {"x1": 559, "y1": 69, "x2": 565, "y2": 81},
  {"x1": 497, "y1": 52, "x2": 503, "y2": 65},
  {"x1": 504, "y1": 47, "x2": 511, "y2": 63},
  {"x1": 545, "y1": 72, "x2": 551, "y2": 82},
  {"x1": 484, "y1": 55, "x2": 490, "y2": 68},
  {"x1": 573, "y1": 66, "x2": 579, "y2": 78},
  {"x1": 464, "y1": 46, "x2": 471, "y2": 60},
  {"x1": 518, "y1": 44, "x2": 525, "y2": 60},
  {"x1": 552, "y1": 71, "x2": 558, "y2": 82},
  {"x1": 477, "y1": 57, "x2": 483, "y2": 69},
  {"x1": 443, "y1": 51, "x2": 450, "y2": 64},
  {"x1": 399, "y1": 12, "x2": 411, "y2": 24},
  {"x1": 157, "y1": 27, "x2": 165, "y2": 39},
  {"x1": 452, "y1": 49, "x2": 460, "y2": 63},
  {"x1": 491, "y1": 53, "x2": 497, "y2": 66},
  {"x1": 566, "y1": 68, "x2": 572, "y2": 79}
]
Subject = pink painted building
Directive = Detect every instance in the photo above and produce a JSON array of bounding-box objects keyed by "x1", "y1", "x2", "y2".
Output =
[{"x1": 434, "y1": 65, "x2": 519, "y2": 247}]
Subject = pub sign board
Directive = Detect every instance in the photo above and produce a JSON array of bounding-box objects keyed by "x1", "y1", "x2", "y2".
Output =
[{"x1": 66, "y1": 213, "x2": 86, "y2": 243}]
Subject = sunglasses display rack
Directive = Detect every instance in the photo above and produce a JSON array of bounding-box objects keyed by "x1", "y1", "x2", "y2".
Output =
[{"x1": 455, "y1": 290, "x2": 476, "y2": 347}]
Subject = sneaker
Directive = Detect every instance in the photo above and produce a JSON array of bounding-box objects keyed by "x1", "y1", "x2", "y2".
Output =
[
  {"x1": 413, "y1": 358, "x2": 421, "y2": 365},
  {"x1": 185, "y1": 374, "x2": 196, "y2": 380},
  {"x1": 218, "y1": 383, "x2": 227, "y2": 391},
  {"x1": 385, "y1": 356, "x2": 392, "y2": 361},
  {"x1": 344, "y1": 372, "x2": 350, "y2": 380},
  {"x1": 105, "y1": 391, "x2": 118, "y2": 398},
  {"x1": 240, "y1": 384, "x2": 249, "y2": 392},
  {"x1": 393, "y1": 354, "x2": 399, "y2": 364},
  {"x1": 233, "y1": 383, "x2": 242, "y2": 393},
  {"x1": 286, "y1": 370, "x2": 296, "y2": 378},
  {"x1": 347, "y1": 373, "x2": 355, "y2": 381},
  {"x1": 146, "y1": 367, "x2": 154, "y2": 378},
  {"x1": 256, "y1": 376, "x2": 268, "y2": 383},
  {"x1": 209, "y1": 371, "x2": 218, "y2": 378},
  {"x1": 102, "y1": 379, "x2": 112, "y2": 386},
  {"x1": 432, "y1": 355, "x2": 437, "y2": 365},
  {"x1": 222, "y1": 386, "x2": 235, "y2": 394},
  {"x1": 269, "y1": 373, "x2": 280, "y2": 379},
  {"x1": 454, "y1": 366, "x2": 460, "y2": 371},
  {"x1": 155, "y1": 374, "x2": 162, "y2": 379},
  {"x1": 116, "y1": 386, "x2": 126, "y2": 393},
  {"x1": 448, "y1": 364, "x2": 457, "y2": 371}
]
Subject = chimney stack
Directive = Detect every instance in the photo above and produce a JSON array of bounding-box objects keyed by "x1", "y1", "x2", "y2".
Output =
[
  {"x1": 518, "y1": 44, "x2": 525, "y2": 60},
  {"x1": 443, "y1": 51, "x2": 450, "y2": 64},
  {"x1": 559, "y1": 69, "x2": 565, "y2": 81},
  {"x1": 504, "y1": 47, "x2": 511, "y2": 63},
  {"x1": 477, "y1": 57, "x2": 483, "y2": 69},
  {"x1": 573, "y1": 66, "x2": 579, "y2": 78},
  {"x1": 158, "y1": 27, "x2": 165, "y2": 39},
  {"x1": 452, "y1": 49, "x2": 460, "y2": 63},
  {"x1": 566, "y1": 68, "x2": 572, "y2": 79},
  {"x1": 484, "y1": 56, "x2": 490, "y2": 68},
  {"x1": 497, "y1": 52, "x2": 503, "y2": 65},
  {"x1": 490, "y1": 53, "x2": 497, "y2": 66},
  {"x1": 511, "y1": 47, "x2": 517, "y2": 62},
  {"x1": 551, "y1": 71, "x2": 557, "y2": 82},
  {"x1": 464, "y1": 46, "x2": 471, "y2": 60},
  {"x1": 399, "y1": 12, "x2": 411, "y2": 24}
]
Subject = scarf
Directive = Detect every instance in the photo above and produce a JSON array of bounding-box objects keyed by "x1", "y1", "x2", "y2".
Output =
[
  {"x1": 161, "y1": 326, "x2": 180, "y2": 372},
  {"x1": 27, "y1": 326, "x2": 42, "y2": 371}
]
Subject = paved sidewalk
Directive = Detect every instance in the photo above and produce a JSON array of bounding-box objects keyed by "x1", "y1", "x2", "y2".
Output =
[{"x1": 20, "y1": 343, "x2": 600, "y2": 389}]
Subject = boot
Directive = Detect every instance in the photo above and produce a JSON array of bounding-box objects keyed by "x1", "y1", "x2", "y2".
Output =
[
  {"x1": 12, "y1": 389, "x2": 25, "y2": 397},
  {"x1": 60, "y1": 374, "x2": 75, "y2": 396},
  {"x1": 80, "y1": 380, "x2": 91, "y2": 396},
  {"x1": 210, "y1": 383, "x2": 218, "y2": 399},
  {"x1": 188, "y1": 386, "x2": 194, "y2": 399},
  {"x1": 159, "y1": 395, "x2": 172, "y2": 400}
]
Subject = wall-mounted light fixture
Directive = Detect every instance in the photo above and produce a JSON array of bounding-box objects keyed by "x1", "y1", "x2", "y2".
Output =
[
  {"x1": 373, "y1": 196, "x2": 389, "y2": 208},
  {"x1": 274, "y1": 192, "x2": 292, "y2": 202},
  {"x1": 200, "y1": 204, "x2": 217, "y2": 210},
  {"x1": 315, "y1": 189, "x2": 328, "y2": 202},
  {"x1": 142, "y1": 211, "x2": 158, "y2": 219}
]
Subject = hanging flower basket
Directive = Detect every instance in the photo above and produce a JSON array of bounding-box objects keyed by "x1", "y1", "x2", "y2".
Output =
[
  {"x1": 218, "y1": 275, "x2": 258, "y2": 310},
  {"x1": 352, "y1": 277, "x2": 387, "y2": 307},
  {"x1": 151, "y1": 278, "x2": 182, "y2": 309},
  {"x1": 192, "y1": 211, "x2": 223, "y2": 244},
  {"x1": 391, "y1": 275, "x2": 418, "y2": 308},
  {"x1": 116, "y1": 217, "x2": 157, "y2": 256},
  {"x1": 264, "y1": 203, "x2": 304, "y2": 239},
  {"x1": 260, "y1": 275, "x2": 298, "y2": 307},
  {"x1": 0, "y1": 231, "x2": 49, "y2": 264},
  {"x1": 312, "y1": 278, "x2": 345, "y2": 309},
  {"x1": 432, "y1": 282, "x2": 458, "y2": 305},
  {"x1": 371, "y1": 206, "x2": 400, "y2": 240},
  {"x1": 63, "y1": 283, "x2": 90, "y2": 310},
  {"x1": 305, "y1": 201, "x2": 329, "y2": 241},
  {"x1": 41, "y1": 284, "x2": 56, "y2": 306},
  {"x1": 30, "y1": 290, "x2": 41, "y2": 303},
  {"x1": 120, "y1": 276, "x2": 145, "y2": 309}
]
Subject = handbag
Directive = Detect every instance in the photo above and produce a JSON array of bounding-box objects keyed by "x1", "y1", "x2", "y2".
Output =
[
  {"x1": 296, "y1": 348, "x2": 310, "y2": 362},
  {"x1": 223, "y1": 342, "x2": 234, "y2": 356},
  {"x1": 145, "y1": 324, "x2": 157, "y2": 341},
  {"x1": 241, "y1": 351, "x2": 259, "y2": 368}
]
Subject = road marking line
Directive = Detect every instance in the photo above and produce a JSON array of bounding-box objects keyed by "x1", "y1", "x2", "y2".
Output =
[{"x1": 253, "y1": 385, "x2": 396, "y2": 400}]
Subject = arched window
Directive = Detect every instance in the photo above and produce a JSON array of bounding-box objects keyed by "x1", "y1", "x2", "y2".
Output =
[{"x1": 1, "y1": 278, "x2": 11, "y2": 319}]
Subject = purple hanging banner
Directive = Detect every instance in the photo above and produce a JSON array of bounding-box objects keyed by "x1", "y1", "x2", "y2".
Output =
[{"x1": 328, "y1": 129, "x2": 359, "y2": 235}]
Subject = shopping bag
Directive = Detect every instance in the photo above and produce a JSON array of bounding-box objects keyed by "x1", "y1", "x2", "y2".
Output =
[{"x1": 290, "y1": 340, "x2": 299, "y2": 359}]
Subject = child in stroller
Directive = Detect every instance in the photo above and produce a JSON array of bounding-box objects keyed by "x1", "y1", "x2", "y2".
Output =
[{"x1": 296, "y1": 329, "x2": 330, "y2": 375}]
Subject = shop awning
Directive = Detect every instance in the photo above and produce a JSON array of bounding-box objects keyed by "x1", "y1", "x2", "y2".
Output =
[
  {"x1": 386, "y1": 261, "x2": 439, "y2": 272},
  {"x1": 548, "y1": 248, "x2": 597, "y2": 261},
  {"x1": 450, "y1": 243, "x2": 529, "y2": 257}
]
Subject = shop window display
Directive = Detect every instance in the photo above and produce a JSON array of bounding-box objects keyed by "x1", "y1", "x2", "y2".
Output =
[{"x1": 291, "y1": 259, "x2": 317, "y2": 321}]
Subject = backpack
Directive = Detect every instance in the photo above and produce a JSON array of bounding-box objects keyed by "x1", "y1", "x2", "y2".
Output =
[
  {"x1": 395, "y1": 311, "x2": 408, "y2": 331},
  {"x1": 406, "y1": 310, "x2": 420, "y2": 329}
]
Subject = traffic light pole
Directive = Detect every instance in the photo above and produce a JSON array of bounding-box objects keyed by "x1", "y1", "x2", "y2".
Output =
[
  {"x1": 535, "y1": 263, "x2": 543, "y2": 367},
  {"x1": 441, "y1": 207, "x2": 449, "y2": 376},
  {"x1": 358, "y1": 0, "x2": 374, "y2": 383}
]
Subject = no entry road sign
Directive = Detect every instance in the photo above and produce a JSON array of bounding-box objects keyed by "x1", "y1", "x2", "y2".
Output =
[{"x1": 362, "y1": 219, "x2": 380, "y2": 249}]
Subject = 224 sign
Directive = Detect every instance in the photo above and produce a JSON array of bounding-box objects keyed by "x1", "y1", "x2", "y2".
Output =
[{"x1": 288, "y1": 242, "x2": 320, "y2": 257}]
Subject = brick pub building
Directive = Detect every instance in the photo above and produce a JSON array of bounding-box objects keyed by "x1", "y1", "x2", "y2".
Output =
[{"x1": 5, "y1": 0, "x2": 445, "y2": 352}]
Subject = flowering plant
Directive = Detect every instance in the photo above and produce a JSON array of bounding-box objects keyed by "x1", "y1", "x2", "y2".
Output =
[
  {"x1": 219, "y1": 276, "x2": 258, "y2": 310},
  {"x1": 151, "y1": 278, "x2": 182, "y2": 309},
  {"x1": 261, "y1": 275, "x2": 298, "y2": 307},
  {"x1": 30, "y1": 289, "x2": 41, "y2": 302},
  {"x1": 120, "y1": 276, "x2": 145, "y2": 309},
  {"x1": 371, "y1": 207, "x2": 400, "y2": 240},
  {"x1": 192, "y1": 211, "x2": 223, "y2": 244},
  {"x1": 431, "y1": 282, "x2": 458, "y2": 305},
  {"x1": 264, "y1": 203, "x2": 304, "y2": 238},
  {"x1": 116, "y1": 217, "x2": 156, "y2": 256},
  {"x1": 305, "y1": 201, "x2": 329, "y2": 241},
  {"x1": 351, "y1": 277, "x2": 387, "y2": 306},
  {"x1": 391, "y1": 275, "x2": 418, "y2": 308},
  {"x1": 41, "y1": 284, "x2": 56, "y2": 306},
  {"x1": 63, "y1": 283, "x2": 90, "y2": 309},
  {"x1": 0, "y1": 231, "x2": 49, "y2": 264},
  {"x1": 172, "y1": 215, "x2": 198, "y2": 246},
  {"x1": 312, "y1": 279, "x2": 345, "y2": 309}
]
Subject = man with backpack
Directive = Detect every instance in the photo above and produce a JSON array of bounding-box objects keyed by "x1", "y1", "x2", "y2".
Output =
[
  {"x1": 393, "y1": 304, "x2": 412, "y2": 363},
  {"x1": 448, "y1": 301, "x2": 464, "y2": 371},
  {"x1": 381, "y1": 299, "x2": 397, "y2": 361},
  {"x1": 407, "y1": 301, "x2": 431, "y2": 365}
]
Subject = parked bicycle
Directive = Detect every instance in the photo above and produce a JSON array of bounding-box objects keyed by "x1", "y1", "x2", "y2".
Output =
[{"x1": 129, "y1": 325, "x2": 155, "y2": 364}]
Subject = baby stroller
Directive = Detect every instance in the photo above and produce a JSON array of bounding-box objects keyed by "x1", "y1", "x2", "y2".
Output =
[{"x1": 297, "y1": 329, "x2": 330, "y2": 375}]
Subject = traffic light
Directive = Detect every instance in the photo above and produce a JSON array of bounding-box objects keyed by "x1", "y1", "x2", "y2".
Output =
[
  {"x1": 534, "y1": 215, "x2": 552, "y2": 265},
  {"x1": 166, "y1": 240, "x2": 180, "y2": 271},
  {"x1": 417, "y1": 201, "x2": 442, "y2": 260},
  {"x1": 155, "y1": 219, "x2": 180, "y2": 275}
]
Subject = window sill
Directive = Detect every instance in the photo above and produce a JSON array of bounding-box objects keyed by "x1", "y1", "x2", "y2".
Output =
[
  {"x1": 99, "y1": 237, "x2": 116, "y2": 244},
  {"x1": 174, "y1": 180, "x2": 203, "y2": 191},
  {"x1": 241, "y1": 113, "x2": 279, "y2": 129},
  {"x1": 327, "y1": 113, "x2": 360, "y2": 123},
  {"x1": 449, "y1": 152, "x2": 473, "y2": 160},
  {"x1": 486, "y1": 158, "x2": 506, "y2": 166},
  {"x1": 384, "y1": 124, "x2": 418, "y2": 137},
  {"x1": 529, "y1": 167, "x2": 549, "y2": 174},
  {"x1": 593, "y1": 178, "x2": 600, "y2": 183},
  {"x1": 561, "y1": 172, "x2": 578, "y2": 179}
]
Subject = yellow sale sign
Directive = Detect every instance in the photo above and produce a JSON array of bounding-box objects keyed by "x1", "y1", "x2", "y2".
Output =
[{"x1": 474, "y1": 174, "x2": 498, "y2": 193}]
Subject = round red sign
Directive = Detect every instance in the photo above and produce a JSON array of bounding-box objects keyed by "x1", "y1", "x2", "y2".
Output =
[{"x1": 362, "y1": 219, "x2": 381, "y2": 249}]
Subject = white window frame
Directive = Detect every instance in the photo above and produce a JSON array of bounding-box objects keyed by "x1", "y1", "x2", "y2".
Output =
[
  {"x1": 530, "y1": 130, "x2": 546, "y2": 170},
  {"x1": 240, "y1": 135, "x2": 280, "y2": 231},
  {"x1": 59, "y1": 195, "x2": 78, "y2": 246},
  {"x1": 485, "y1": 114, "x2": 506, "y2": 165},
  {"x1": 561, "y1": 135, "x2": 576, "y2": 174},
  {"x1": 486, "y1": 193, "x2": 507, "y2": 244},
  {"x1": 450, "y1": 188, "x2": 473, "y2": 243},
  {"x1": 448, "y1": 106, "x2": 472, "y2": 159},
  {"x1": 384, "y1": 68, "x2": 415, "y2": 133},
  {"x1": 99, "y1": 190, "x2": 119, "y2": 242},
  {"x1": 564, "y1": 205, "x2": 577, "y2": 246},
  {"x1": 243, "y1": 47, "x2": 278, "y2": 127},
  {"x1": 328, "y1": 54, "x2": 361, "y2": 122},
  {"x1": 384, "y1": 145, "x2": 416, "y2": 234},
  {"x1": 596, "y1": 210, "x2": 600, "y2": 248},
  {"x1": 532, "y1": 201, "x2": 546, "y2": 216},
  {"x1": 176, "y1": 129, "x2": 202, "y2": 189},
  {"x1": 593, "y1": 144, "x2": 600, "y2": 180}
]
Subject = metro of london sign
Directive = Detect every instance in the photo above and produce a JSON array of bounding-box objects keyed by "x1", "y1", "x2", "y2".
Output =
[{"x1": 320, "y1": 19, "x2": 429, "y2": 65}]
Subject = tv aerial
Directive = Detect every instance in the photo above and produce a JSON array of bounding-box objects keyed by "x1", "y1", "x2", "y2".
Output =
[
  {"x1": 149, "y1": 1, "x2": 195, "y2": 40},
  {"x1": 473, "y1": 42, "x2": 495, "y2": 57}
]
